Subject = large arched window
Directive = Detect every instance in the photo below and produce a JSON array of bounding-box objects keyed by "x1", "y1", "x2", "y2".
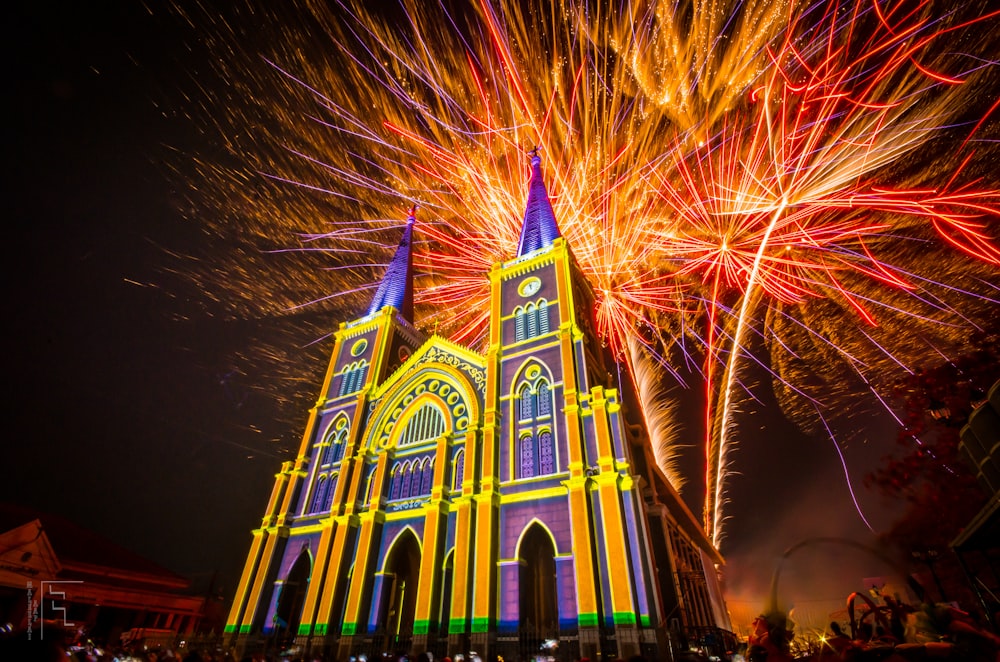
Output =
[
  {"x1": 515, "y1": 373, "x2": 558, "y2": 479},
  {"x1": 399, "y1": 402, "x2": 446, "y2": 447}
]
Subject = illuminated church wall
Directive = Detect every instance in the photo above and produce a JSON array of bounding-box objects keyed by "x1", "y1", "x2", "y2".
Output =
[{"x1": 224, "y1": 159, "x2": 731, "y2": 660}]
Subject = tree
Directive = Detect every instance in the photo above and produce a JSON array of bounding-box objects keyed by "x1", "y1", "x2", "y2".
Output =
[{"x1": 867, "y1": 330, "x2": 998, "y2": 604}]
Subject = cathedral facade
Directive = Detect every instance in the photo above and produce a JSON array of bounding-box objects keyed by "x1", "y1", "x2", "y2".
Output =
[{"x1": 225, "y1": 156, "x2": 732, "y2": 660}]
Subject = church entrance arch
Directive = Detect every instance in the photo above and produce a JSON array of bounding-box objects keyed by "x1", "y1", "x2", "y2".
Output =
[
  {"x1": 381, "y1": 530, "x2": 422, "y2": 637},
  {"x1": 518, "y1": 523, "x2": 559, "y2": 636},
  {"x1": 274, "y1": 548, "x2": 311, "y2": 643}
]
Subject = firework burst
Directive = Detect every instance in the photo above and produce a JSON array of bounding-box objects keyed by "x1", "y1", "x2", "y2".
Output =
[{"x1": 174, "y1": 0, "x2": 1000, "y2": 546}]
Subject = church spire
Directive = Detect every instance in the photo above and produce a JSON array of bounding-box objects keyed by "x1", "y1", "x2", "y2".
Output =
[
  {"x1": 516, "y1": 147, "x2": 561, "y2": 257},
  {"x1": 367, "y1": 206, "x2": 416, "y2": 322}
]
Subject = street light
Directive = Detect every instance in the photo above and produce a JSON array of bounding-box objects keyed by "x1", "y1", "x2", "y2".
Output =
[{"x1": 912, "y1": 549, "x2": 948, "y2": 602}]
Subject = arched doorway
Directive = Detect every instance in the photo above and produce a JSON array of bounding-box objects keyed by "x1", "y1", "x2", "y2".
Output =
[
  {"x1": 382, "y1": 530, "x2": 422, "y2": 638},
  {"x1": 274, "y1": 548, "x2": 311, "y2": 644},
  {"x1": 519, "y1": 523, "x2": 559, "y2": 635}
]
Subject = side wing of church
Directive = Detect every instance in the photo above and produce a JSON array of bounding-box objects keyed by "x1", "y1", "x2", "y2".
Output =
[{"x1": 224, "y1": 157, "x2": 732, "y2": 660}]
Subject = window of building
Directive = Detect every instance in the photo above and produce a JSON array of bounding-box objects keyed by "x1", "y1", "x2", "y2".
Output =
[
  {"x1": 519, "y1": 433, "x2": 536, "y2": 478},
  {"x1": 389, "y1": 455, "x2": 435, "y2": 500},
  {"x1": 420, "y1": 458, "x2": 434, "y2": 494},
  {"x1": 400, "y1": 461, "x2": 414, "y2": 499},
  {"x1": 452, "y1": 450, "x2": 464, "y2": 491},
  {"x1": 339, "y1": 361, "x2": 369, "y2": 396},
  {"x1": 311, "y1": 475, "x2": 329, "y2": 513},
  {"x1": 515, "y1": 306, "x2": 525, "y2": 342},
  {"x1": 519, "y1": 384, "x2": 534, "y2": 421},
  {"x1": 323, "y1": 472, "x2": 338, "y2": 511},
  {"x1": 514, "y1": 299, "x2": 550, "y2": 342},
  {"x1": 399, "y1": 402, "x2": 446, "y2": 446},
  {"x1": 515, "y1": 375, "x2": 558, "y2": 479}
]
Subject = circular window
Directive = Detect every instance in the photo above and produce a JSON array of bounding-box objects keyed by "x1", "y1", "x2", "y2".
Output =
[{"x1": 351, "y1": 339, "x2": 368, "y2": 356}]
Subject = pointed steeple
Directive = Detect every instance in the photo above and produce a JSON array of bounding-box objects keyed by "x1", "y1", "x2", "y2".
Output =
[
  {"x1": 367, "y1": 207, "x2": 416, "y2": 322},
  {"x1": 516, "y1": 148, "x2": 561, "y2": 256}
]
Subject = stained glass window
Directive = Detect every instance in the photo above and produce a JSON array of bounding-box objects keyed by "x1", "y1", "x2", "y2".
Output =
[
  {"x1": 519, "y1": 384, "x2": 533, "y2": 420},
  {"x1": 520, "y1": 434, "x2": 535, "y2": 478},
  {"x1": 538, "y1": 431, "x2": 555, "y2": 475}
]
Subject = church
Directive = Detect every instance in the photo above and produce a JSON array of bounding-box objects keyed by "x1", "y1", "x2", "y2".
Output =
[{"x1": 224, "y1": 154, "x2": 732, "y2": 660}]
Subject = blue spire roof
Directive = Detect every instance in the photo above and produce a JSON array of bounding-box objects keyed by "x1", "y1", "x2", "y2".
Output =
[
  {"x1": 516, "y1": 151, "x2": 561, "y2": 256},
  {"x1": 367, "y1": 209, "x2": 415, "y2": 322}
]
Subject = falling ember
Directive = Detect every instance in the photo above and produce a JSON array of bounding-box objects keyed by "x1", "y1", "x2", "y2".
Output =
[{"x1": 174, "y1": 0, "x2": 1000, "y2": 546}]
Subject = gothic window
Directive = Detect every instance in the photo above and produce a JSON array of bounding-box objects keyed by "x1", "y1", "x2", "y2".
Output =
[
  {"x1": 538, "y1": 431, "x2": 555, "y2": 475},
  {"x1": 518, "y1": 384, "x2": 533, "y2": 421},
  {"x1": 400, "y1": 461, "x2": 414, "y2": 499},
  {"x1": 322, "y1": 441, "x2": 336, "y2": 466},
  {"x1": 453, "y1": 450, "x2": 465, "y2": 491},
  {"x1": 520, "y1": 434, "x2": 536, "y2": 479},
  {"x1": 332, "y1": 434, "x2": 346, "y2": 463},
  {"x1": 515, "y1": 307, "x2": 526, "y2": 342},
  {"x1": 420, "y1": 458, "x2": 434, "y2": 494},
  {"x1": 311, "y1": 475, "x2": 328, "y2": 513},
  {"x1": 400, "y1": 402, "x2": 446, "y2": 446},
  {"x1": 514, "y1": 372, "x2": 558, "y2": 479},
  {"x1": 323, "y1": 472, "x2": 338, "y2": 510},
  {"x1": 536, "y1": 380, "x2": 552, "y2": 417},
  {"x1": 390, "y1": 465, "x2": 403, "y2": 500},
  {"x1": 319, "y1": 422, "x2": 349, "y2": 466}
]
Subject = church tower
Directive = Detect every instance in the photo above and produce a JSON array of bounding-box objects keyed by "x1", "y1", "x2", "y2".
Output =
[{"x1": 224, "y1": 159, "x2": 732, "y2": 661}]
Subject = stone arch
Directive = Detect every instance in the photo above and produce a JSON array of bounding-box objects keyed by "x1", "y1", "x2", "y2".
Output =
[
  {"x1": 381, "y1": 526, "x2": 424, "y2": 572},
  {"x1": 517, "y1": 522, "x2": 559, "y2": 635},
  {"x1": 515, "y1": 518, "x2": 561, "y2": 558}
]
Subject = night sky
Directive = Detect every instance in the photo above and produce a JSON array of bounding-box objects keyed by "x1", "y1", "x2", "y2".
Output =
[{"x1": 5, "y1": 0, "x2": 972, "y2": 613}]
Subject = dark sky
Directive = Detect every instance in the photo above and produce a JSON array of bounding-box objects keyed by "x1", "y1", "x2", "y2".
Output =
[
  {"x1": 4, "y1": 1, "x2": 936, "y2": 609},
  {"x1": 6, "y1": 2, "x2": 293, "y2": 595}
]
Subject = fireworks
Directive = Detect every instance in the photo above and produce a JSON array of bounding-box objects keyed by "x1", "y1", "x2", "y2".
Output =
[{"x1": 174, "y1": 0, "x2": 1000, "y2": 546}]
